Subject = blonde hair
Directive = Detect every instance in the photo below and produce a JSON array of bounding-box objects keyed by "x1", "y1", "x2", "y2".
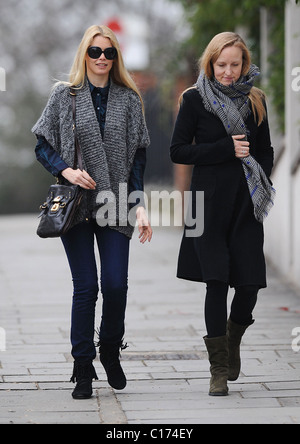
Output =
[
  {"x1": 182, "y1": 32, "x2": 266, "y2": 125},
  {"x1": 55, "y1": 25, "x2": 144, "y2": 111}
]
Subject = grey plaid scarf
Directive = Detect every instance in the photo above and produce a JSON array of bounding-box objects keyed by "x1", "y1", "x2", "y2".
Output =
[{"x1": 196, "y1": 64, "x2": 275, "y2": 223}]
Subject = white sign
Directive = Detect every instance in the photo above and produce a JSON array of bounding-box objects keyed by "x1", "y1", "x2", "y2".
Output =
[{"x1": 107, "y1": 16, "x2": 149, "y2": 71}]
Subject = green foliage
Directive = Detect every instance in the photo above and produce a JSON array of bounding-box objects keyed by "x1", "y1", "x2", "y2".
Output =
[{"x1": 171, "y1": 0, "x2": 288, "y2": 132}]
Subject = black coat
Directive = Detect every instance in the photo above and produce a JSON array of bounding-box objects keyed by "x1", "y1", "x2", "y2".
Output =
[{"x1": 170, "y1": 88, "x2": 274, "y2": 288}]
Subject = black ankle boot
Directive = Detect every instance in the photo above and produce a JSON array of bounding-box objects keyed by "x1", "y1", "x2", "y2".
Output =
[
  {"x1": 70, "y1": 361, "x2": 98, "y2": 399},
  {"x1": 99, "y1": 342, "x2": 128, "y2": 390}
]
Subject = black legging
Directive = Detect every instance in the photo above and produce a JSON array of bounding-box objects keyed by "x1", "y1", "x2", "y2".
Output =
[{"x1": 204, "y1": 280, "x2": 259, "y2": 338}]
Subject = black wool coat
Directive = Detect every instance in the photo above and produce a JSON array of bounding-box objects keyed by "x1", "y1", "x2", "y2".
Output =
[{"x1": 170, "y1": 88, "x2": 274, "y2": 288}]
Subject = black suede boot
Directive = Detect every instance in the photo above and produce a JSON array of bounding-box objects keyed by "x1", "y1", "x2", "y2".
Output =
[
  {"x1": 99, "y1": 342, "x2": 128, "y2": 390},
  {"x1": 70, "y1": 361, "x2": 98, "y2": 400}
]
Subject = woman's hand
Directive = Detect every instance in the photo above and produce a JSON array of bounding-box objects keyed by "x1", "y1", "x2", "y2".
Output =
[
  {"x1": 232, "y1": 135, "x2": 250, "y2": 158},
  {"x1": 61, "y1": 168, "x2": 96, "y2": 190},
  {"x1": 136, "y1": 206, "x2": 152, "y2": 244}
]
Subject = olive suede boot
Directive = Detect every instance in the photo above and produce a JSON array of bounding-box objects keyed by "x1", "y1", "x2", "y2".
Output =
[
  {"x1": 204, "y1": 335, "x2": 229, "y2": 396},
  {"x1": 227, "y1": 318, "x2": 254, "y2": 381}
]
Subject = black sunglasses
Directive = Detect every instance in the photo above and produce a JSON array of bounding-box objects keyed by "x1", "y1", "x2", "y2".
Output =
[{"x1": 87, "y1": 46, "x2": 117, "y2": 60}]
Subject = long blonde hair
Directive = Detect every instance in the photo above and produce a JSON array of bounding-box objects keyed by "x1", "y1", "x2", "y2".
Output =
[
  {"x1": 182, "y1": 32, "x2": 266, "y2": 125},
  {"x1": 55, "y1": 25, "x2": 144, "y2": 111}
]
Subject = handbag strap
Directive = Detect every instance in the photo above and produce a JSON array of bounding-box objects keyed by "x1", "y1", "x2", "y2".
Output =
[{"x1": 70, "y1": 88, "x2": 83, "y2": 171}]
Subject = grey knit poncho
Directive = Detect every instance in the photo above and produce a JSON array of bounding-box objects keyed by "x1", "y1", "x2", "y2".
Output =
[{"x1": 32, "y1": 79, "x2": 150, "y2": 238}]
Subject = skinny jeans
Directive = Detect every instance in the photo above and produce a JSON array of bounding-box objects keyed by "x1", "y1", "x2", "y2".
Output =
[
  {"x1": 205, "y1": 280, "x2": 259, "y2": 338},
  {"x1": 61, "y1": 220, "x2": 130, "y2": 362}
]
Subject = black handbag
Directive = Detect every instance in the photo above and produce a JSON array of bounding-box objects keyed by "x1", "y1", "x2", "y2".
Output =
[{"x1": 36, "y1": 89, "x2": 84, "y2": 238}]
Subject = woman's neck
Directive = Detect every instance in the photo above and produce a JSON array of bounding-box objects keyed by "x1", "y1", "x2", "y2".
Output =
[{"x1": 87, "y1": 72, "x2": 110, "y2": 88}]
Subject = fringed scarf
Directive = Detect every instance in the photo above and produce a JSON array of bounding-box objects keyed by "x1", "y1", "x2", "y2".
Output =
[{"x1": 196, "y1": 64, "x2": 275, "y2": 223}]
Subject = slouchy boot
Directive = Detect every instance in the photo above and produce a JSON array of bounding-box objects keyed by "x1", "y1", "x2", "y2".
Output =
[
  {"x1": 204, "y1": 336, "x2": 229, "y2": 396},
  {"x1": 70, "y1": 361, "x2": 98, "y2": 399},
  {"x1": 227, "y1": 318, "x2": 254, "y2": 381},
  {"x1": 99, "y1": 342, "x2": 128, "y2": 390}
]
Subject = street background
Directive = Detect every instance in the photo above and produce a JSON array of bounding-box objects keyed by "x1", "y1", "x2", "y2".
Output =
[{"x1": 0, "y1": 0, "x2": 300, "y2": 424}]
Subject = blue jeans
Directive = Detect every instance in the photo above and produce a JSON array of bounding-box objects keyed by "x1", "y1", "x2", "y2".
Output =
[{"x1": 61, "y1": 221, "x2": 130, "y2": 362}]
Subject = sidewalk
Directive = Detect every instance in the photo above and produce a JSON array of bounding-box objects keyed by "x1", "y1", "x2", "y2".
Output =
[{"x1": 0, "y1": 214, "x2": 300, "y2": 424}]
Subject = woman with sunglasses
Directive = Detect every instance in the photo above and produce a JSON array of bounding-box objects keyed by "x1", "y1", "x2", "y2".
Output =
[
  {"x1": 32, "y1": 25, "x2": 152, "y2": 399},
  {"x1": 170, "y1": 32, "x2": 274, "y2": 396}
]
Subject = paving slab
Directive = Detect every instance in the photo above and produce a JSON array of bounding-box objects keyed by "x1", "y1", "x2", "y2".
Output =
[{"x1": 1, "y1": 215, "x2": 300, "y2": 425}]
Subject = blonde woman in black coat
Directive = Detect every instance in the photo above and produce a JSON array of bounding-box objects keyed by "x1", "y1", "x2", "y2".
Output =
[{"x1": 170, "y1": 32, "x2": 274, "y2": 396}]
